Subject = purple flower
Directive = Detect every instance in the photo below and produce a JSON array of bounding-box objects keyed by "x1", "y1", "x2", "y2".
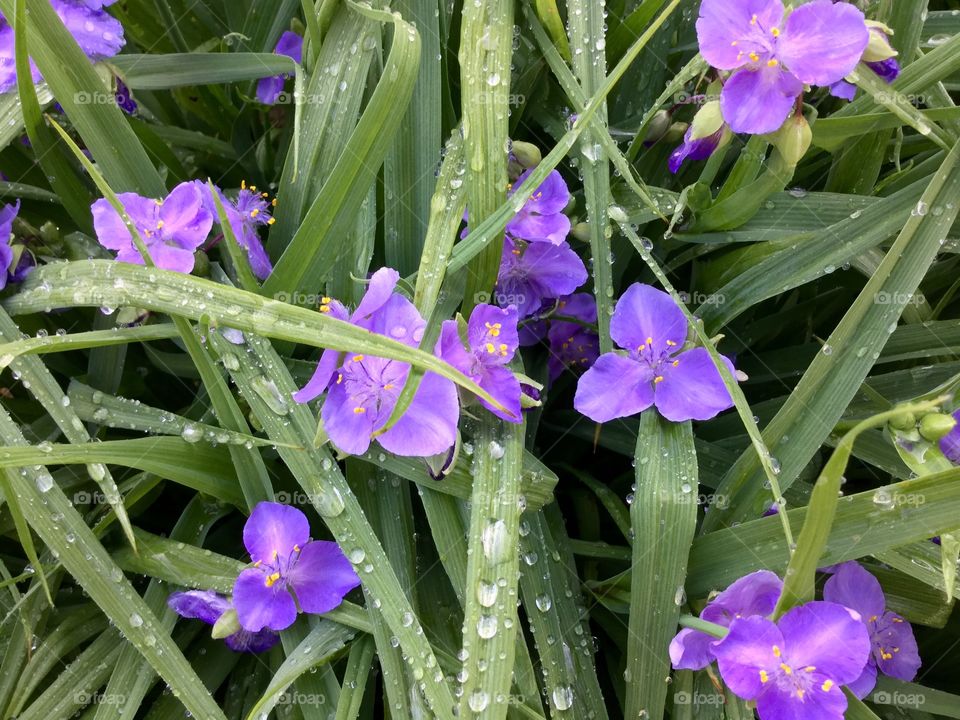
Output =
[
  {"x1": 505, "y1": 169, "x2": 571, "y2": 245},
  {"x1": 823, "y1": 561, "x2": 920, "y2": 697},
  {"x1": 713, "y1": 601, "x2": 871, "y2": 720},
  {"x1": 546, "y1": 293, "x2": 599, "y2": 379},
  {"x1": 167, "y1": 590, "x2": 279, "y2": 653},
  {"x1": 496, "y1": 237, "x2": 587, "y2": 318},
  {"x1": 114, "y1": 77, "x2": 136, "y2": 115},
  {"x1": 438, "y1": 303, "x2": 522, "y2": 423},
  {"x1": 574, "y1": 283, "x2": 735, "y2": 423},
  {"x1": 92, "y1": 181, "x2": 214, "y2": 273},
  {"x1": 199, "y1": 181, "x2": 274, "y2": 280},
  {"x1": 293, "y1": 268, "x2": 460, "y2": 458},
  {"x1": 669, "y1": 126, "x2": 726, "y2": 174},
  {"x1": 670, "y1": 570, "x2": 783, "y2": 670},
  {"x1": 0, "y1": 200, "x2": 19, "y2": 290},
  {"x1": 941, "y1": 410, "x2": 960, "y2": 464},
  {"x1": 256, "y1": 31, "x2": 303, "y2": 105},
  {"x1": 0, "y1": 1, "x2": 125, "y2": 93},
  {"x1": 232, "y1": 502, "x2": 360, "y2": 632},
  {"x1": 696, "y1": 0, "x2": 869, "y2": 134}
]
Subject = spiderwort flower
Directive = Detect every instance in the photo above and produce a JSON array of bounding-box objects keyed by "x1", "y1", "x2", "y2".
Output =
[
  {"x1": 293, "y1": 268, "x2": 460, "y2": 458},
  {"x1": 713, "y1": 601, "x2": 871, "y2": 720},
  {"x1": 167, "y1": 590, "x2": 279, "y2": 653},
  {"x1": 940, "y1": 410, "x2": 960, "y2": 464},
  {"x1": 496, "y1": 237, "x2": 588, "y2": 318},
  {"x1": 574, "y1": 283, "x2": 735, "y2": 423},
  {"x1": 0, "y1": 1, "x2": 125, "y2": 93},
  {"x1": 232, "y1": 502, "x2": 360, "y2": 632},
  {"x1": 505, "y1": 169, "x2": 571, "y2": 245},
  {"x1": 0, "y1": 200, "x2": 20, "y2": 290},
  {"x1": 256, "y1": 31, "x2": 303, "y2": 105},
  {"x1": 546, "y1": 293, "x2": 600, "y2": 379},
  {"x1": 438, "y1": 304, "x2": 522, "y2": 422},
  {"x1": 91, "y1": 181, "x2": 214, "y2": 273},
  {"x1": 199, "y1": 181, "x2": 275, "y2": 280},
  {"x1": 669, "y1": 100, "x2": 731, "y2": 174},
  {"x1": 823, "y1": 561, "x2": 920, "y2": 697},
  {"x1": 696, "y1": 0, "x2": 869, "y2": 134},
  {"x1": 670, "y1": 570, "x2": 783, "y2": 670}
]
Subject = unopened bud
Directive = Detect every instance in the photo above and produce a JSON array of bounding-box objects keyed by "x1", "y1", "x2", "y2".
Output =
[
  {"x1": 192, "y1": 249, "x2": 211, "y2": 277},
  {"x1": 511, "y1": 141, "x2": 542, "y2": 168},
  {"x1": 645, "y1": 110, "x2": 673, "y2": 145},
  {"x1": 771, "y1": 114, "x2": 812, "y2": 166},
  {"x1": 211, "y1": 608, "x2": 241, "y2": 639},
  {"x1": 690, "y1": 101, "x2": 725, "y2": 140},
  {"x1": 888, "y1": 411, "x2": 916, "y2": 431},
  {"x1": 571, "y1": 221, "x2": 591, "y2": 243},
  {"x1": 863, "y1": 21, "x2": 898, "y2": 63},
  {"x1": 919, "y1": 412, "x2": 957, "y2": 443},
  {"x1": 664, "y1": 121, "x2": 688, "y2": 144}
]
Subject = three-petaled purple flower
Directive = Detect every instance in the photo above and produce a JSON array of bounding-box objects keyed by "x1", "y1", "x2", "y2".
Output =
[
  {"x1": 823, "y1": 561, "x2": 920, "y2": 697},
  {"x1": 0, "y1": 200, "x2": 32, "y2": 290},
  {"x1": 941, "y1": 409, "x2": 960, "y2": 464},
  {"x1": 199, "y1": 181, "x2": 275, "y2": 280},
  {"x1": 232, "y1": 502, "x2": 360, "y2": 632},
  {"x1": 712, "y1": 601, "x2": 871, "y2": 720},
  {"x1": 92, "y1": 181, "x2": 214, "y2": 273},
  {"x1": 496, "y1": 237, "x2": 587, "y2": 318},
  {"x1": 546, "y1": 293, "x2": 600, "y2": 380},
  {"x1": 696, "y1": 0, "x2": 869, "y2": 134},
  {"x1": 574, "y1": 283, "x2": 734, "y2": 423},
  {"x1": 505, "y1": 169, "x2": 571, "y2": 245},
  {"x1": 293, "y1": 268, "x2": 460, "y2": 458},
  {"x1": 256, "y1": 31, "x2": 303, "y2": 105},
  {"x1": 0, "y1": 0, "x2": 125, "y2": 93},
  {"x1": 438, "y1": 303, "x2": 522, "y2": 422},
  {"x1": 670, "y1": 570, "x2": 783, "y2": 670},
  {"x1": 167, "y1": 589, "x2": 279, "y2": 653}
]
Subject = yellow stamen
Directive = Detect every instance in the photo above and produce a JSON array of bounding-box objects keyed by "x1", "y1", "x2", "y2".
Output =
[
  {"x1": 759, "y1": 670, "x2": 769, "y2": 683},
  {"x1": 653, "y1": 376, "x2": 664, "y2": 384},
  {"x1": 485, "y1": 342, "x2": 497, "y2": 354},
  {"x1": 772, "y1": 646, "x2": 782, "y2": 658},
  {"x1": 271, "y1": 198, "x2": 278, "y2": 207},
  {"x1": 485, "y1": 322, "x2": 502, "y2": 337},
  {"x1": 822, "y1": 680, "x2": 834, "y2": 692},
  {"x1": 666, "y1": 340, "x2": 677, "y2": 346},
  {"x1": 646, "y1": 336, "x2": 653, "y2": 345},
  {"x1": 780, "y1": 663, "x2": 793, "y2": 675},
  {"x1": 672, "y1": 360, "x2": 680, "y2": 367},
  {"x1": 264, "y1": 572, "x2": 281, "y2": 587},
  {"x1": 804, "y1": 666, "x2": 816, "y2": 673},
  {"x1": 749, "y1": 52, "x2": 760, "y2": 62},
  {"x1": 336, "y1": 373, "x2": 343, "y2": 384},
  {"x1": 384, "y1": 384, "x2": 394, "y2": 390},
  {"x1": 156, "y1": 220, "x2": 165, "y2": 229},
  {"x1": 241, "y1": 180, "x2": 247, "y2": 190},
  {"x1": 767, "y1": 59, "x2": 779, "y2": 67},
  {"x1": 796, "y1": 689, "x2": 805, "y2": 699},
  {"x1": 750, "y1": 13, "x2": 758, "y2": 24},
  {"x1": 250, "y1": 209, "x2": 260, "y2": 218},
  {"x1": 353, "y1": 407, "x2": 366, "y2": 414},
  {"x1": 267, "y1": 217, "x2": 276, "y2": 225},
  {"x1": 498, "y1": 343, "x2": 508, "y2": 356},
  {"x1": 352, "y1": 354, "x2": 364, "y2": 362}
]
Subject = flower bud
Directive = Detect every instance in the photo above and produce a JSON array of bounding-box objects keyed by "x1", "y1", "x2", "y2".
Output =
[
  {"x1": 511, "y1": 141, "x2": 542, "y2": 169},
  {"x1": 664, "y1": 121, "x2": 688, "y2": 144},
  {"x1": 770, "y1": 114, "x2": 812, "y2": 166},
  {"x1": 863, "y1": 21, "x2": 898, "y2": 63},
  {"x1": 690, "y1": 100, "x2": 725, "y2": 141},
  {"x1": 192, "y1": 249, "x2": 211, "y2": 277},
  {"x1": 571, "y1": 221, "x2": 592, "y2": 243},
  {"x1": 888, "y1": 410, "x2": 916, "y2": 431},
  {"x1": 919, "y1": 412, "x2": 958, "y2": 443},
  {"x1": 211, "y1": 608, "x2": 241, "y2": 639},
  {"x1": 644, "y1": 109, "x2": 673, "y2": 145}
]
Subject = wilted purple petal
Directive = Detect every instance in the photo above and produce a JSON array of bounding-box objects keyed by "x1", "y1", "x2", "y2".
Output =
[
  {"x1": 167, "y1": 590, "x2": 280, "y2": 653},
  {"x1": 868, "y1": 57, "x2": 900, "y2": 84},
  {"x1": 669, "y1": 127, "x2": 724, "y2": 174},
  {"x1": 829, "y1": 80, "x2": 857, "y2": 101},
  {"x1": 940, "y1": 410, "x2": 960, "y2": 463},
  {"x1": 669, "y1": 627, "x2": 719, "y2": 671}
]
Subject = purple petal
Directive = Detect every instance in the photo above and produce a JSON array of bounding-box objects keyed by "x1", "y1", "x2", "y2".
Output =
[
  {"x1": 778, "y1": 0, "x2": 869, "y2": 86},
  {"x1": 497, "y1": 238, "x2": 588, "y2": 317},
  {"x1": 377, "y1": 372, "x2": 459, "y2": 457},
  {"x1": 223, "y1": 627, "x2": 280, "y2": 653},
  {"x1": 361, "y1": 294, "x2": 426, "y2": 347},
  {"x1": 574, "y1": 353, "x2": 655, "y2": 423},
  {"x1": 873, "y1": 612, "x2": 920, "y2": 681},
  {"x1": 0, "y1": 200, "x2": 19, "y2": 240},
  {"x1": 232, "y1": 567, "x2": 298, "y2": 632},
  {"x1": 720, "y1": 67, "x2": 804, "y2": 135},
  {"x1": 713, "y1": 615, "x2": 785, "y2": 700},
  {"x1": 868, "y1": 58, "x2": 900, "y2": 84},
  {"x1": 293, "y1": 349, "x2": 344, "y2": 403},
  {"x1": 351, "y1": 267, "x2": 400, "y2": 325},
  {"x1": 696, "y1": 0, "x2": 784, "y2": 70},
  {"x1": 321, "y1": 376, "x2": 378, "y2": 455},
  {"x1": 654, "y1": 347, "x2": 734, "y2": 422},
  {"x1": 822, "y1": 561, "x2": 885, "y2": 620},
  {"x1": 54, "y1": 0, "x2": 125, "y2": 58},
  {"x1": 669, "y1": 627, "x2": 719, "y2": 671},
  {"x1": 845, "y1": 661, "x2": 878, "y2": 700},
  {"x1": 437, "y1": 320, "x2": 474, "y2": 376},
  {"x1": 242, "y1": 228, "x2": 273, "y2": 280},
  {"x1": 506, "y1": 211, "x2": 571, "y2": 246},
  {"x1": 777, "y1": 601, "x2": 871, "y2": 684},
  {"x1": 287, "y1": 540, "x2": 360, "y2": 615},
  {"x1": 669, "y1": 127, "x2": 723, "y2": 174},
  {"x1": 274, "y1": 30, "x2": 304, "y2": 63},
  {"x1": 159, "y1": 181, "x2": 213, "y2": 251},
  {"x1": 755, "y1": 678, "x2": 848, "y2": 720},
  {"x1": 91, "y1": 193, "x2": 158, "y2": 251},
  {"x1": 701, "y1": 570, "x2": 783, "y2": 625},
  {"x1": 243, "y1": 501, "x2": 310, "y2": 563},
  {"x1": 829, "y1": 80, "x2": 857, "y2": 101},
  {"x1": 939, "y1": 410, "x2": 960, "y2": 463},
  {"x1": 477, "y1": 365, "x2": 523, "y2": 423},
  {"x1": 468, "y1": 303, "x2": 519, "y2": 365},
  {"x1": 610, "y1": 283, "x2": 687, "y2": 358},
  {"x1": 511, "y1": 169, "x2": 570, "y2": 215},
  {"x1": 256, "y1": 75, "x2": 285, "y2": 105},
  {"x1": 147, "y1": 243, "x2": 197, "y2": 273},
  {"x1": 167, "y1": 590, "x2": 230, "y2": 625}
]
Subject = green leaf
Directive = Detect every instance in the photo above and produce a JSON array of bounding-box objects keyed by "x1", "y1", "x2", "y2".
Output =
[{"x1": 110, "y1": 53, "x2": 294, "y2": 89}]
